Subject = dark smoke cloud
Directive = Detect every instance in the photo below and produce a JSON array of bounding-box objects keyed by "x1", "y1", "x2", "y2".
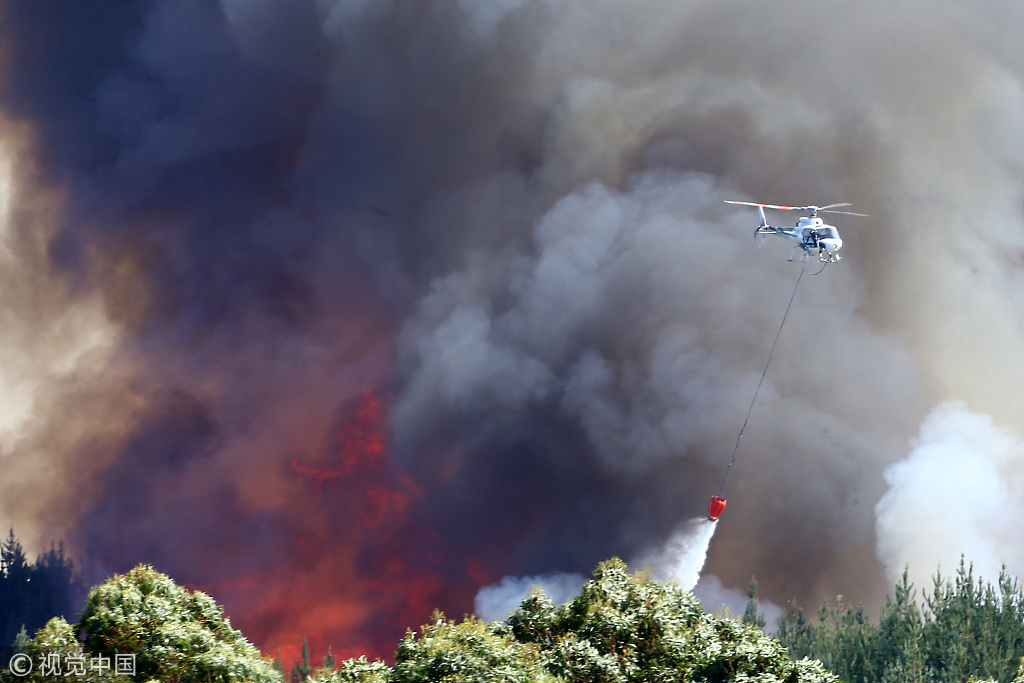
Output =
[{"x1": 1, "y1": 0, "x2": 1022, "y2": 661}]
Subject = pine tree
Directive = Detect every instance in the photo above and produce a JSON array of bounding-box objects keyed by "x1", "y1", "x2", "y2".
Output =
[
  {"x1": 0, "y1": 529, "x2": 82, "y2": 652},
  {"x1": 1, "y1": 529, "x2": 29, "y2": 581},
  {"x1": 322, "y1": 645, "x2": 337, "y2": 671},
  {"x1": 777, "y1": 599, "x2": 816, "y2": 657},
  {"x1": 274, "y1": 649, "x2": 286, "y2": 678},
  {"x1": 743, "y1": 576, "x2": 767, "y2": 629},
  {"x1": 776, "y1": 558, "x2": 1024, "y2": 683},
  {"x1": 875, "y1": 569, "x2": 927, "y2": 683},
  {"x1": 29, "y1": 541, "x2": 84, "y2": 644},
  {"x1": 10, "y1": 625, "x2": 28, "y2": 651},
  {"x1": 291, "y1": 636, "x2": 312, "y2": 683},
  {"x1": 0, "y1": 529, "x2": 30, "y2": 647}
]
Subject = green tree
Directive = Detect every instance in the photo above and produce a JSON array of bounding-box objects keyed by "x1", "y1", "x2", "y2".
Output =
[
  {"x1": 11, "y1": 625, "x2": 29, "y2": 652},
  {"x1": 293, "y1": 638, "x2": 340, "y2": 681},
  {"x1": 31, "y1": 542, "x2": 82, "y2": 631},
  {"x1": 506, "y1": 558, "x2": 834, "y2": 683},
  {"x1": 395, "y1": 612, "x2": 550, "y2": 683},
  {"x1": 275, "y1": 649, "x2": 287, "y2": 678},
  {"x1": 922, "y1": 560, "x2": 1024, "y2": 683},
  {"x1": 0, "y1": 530, "x2": 83, "y2": 652},
  {"x1": 742, "y1": 577, "x2": 767, "y2": 629},
  {"x1": 777, "y1": 560, "x2": 1024, "y2": 683},
  {"x1": 292, "y1": 636, "x2": 312, "y2": 683},
  {"x1": 323, "y1": 645, "x2": 337, "y2": 670},
  {"x1": 320, "y1": 558, "x2": 837, "y2": 683},
  {"x1": 1, "y1": 529, "x2": 31, "y2": 644},
  {"x1": 875, "y1": 570, "x2": 928, "y2": 683},
  {"x1": 0, "y1": 617, "x2": 131, "y2": 683},
  {"x1": 315, "y1": 657, "x2": 391, "y2": 683},
  {"x1": 77, "y1": 564, "x2": 283, "y2": 683}
]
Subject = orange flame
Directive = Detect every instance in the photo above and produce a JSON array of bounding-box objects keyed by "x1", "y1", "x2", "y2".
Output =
[{"x1": 206, "y1": 389, "x2": 478, "y2": 671}]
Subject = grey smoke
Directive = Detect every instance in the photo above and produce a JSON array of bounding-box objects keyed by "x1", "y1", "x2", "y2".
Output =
[{"x1": 693, "y1": 574, "x2": 784, "y2": 632}]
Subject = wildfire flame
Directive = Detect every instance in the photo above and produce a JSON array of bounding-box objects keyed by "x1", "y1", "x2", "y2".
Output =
[{"x1": 205, "y1": 390, "x2": 468, "y2": 668}]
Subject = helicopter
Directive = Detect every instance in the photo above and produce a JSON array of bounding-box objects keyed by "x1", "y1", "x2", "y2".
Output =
[{"x1": 723, "y1": 200, "x2": 867, "y2": 263}]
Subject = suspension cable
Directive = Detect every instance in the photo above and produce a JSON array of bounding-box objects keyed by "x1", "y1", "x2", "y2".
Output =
[{"x1": 715, "y1": 264, "x2": 821, "y2": 496}]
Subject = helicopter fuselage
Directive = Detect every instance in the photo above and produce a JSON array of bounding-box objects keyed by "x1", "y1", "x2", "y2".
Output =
[{"x1": 757, "y1": 216, "x2": 843, "y2": 262}]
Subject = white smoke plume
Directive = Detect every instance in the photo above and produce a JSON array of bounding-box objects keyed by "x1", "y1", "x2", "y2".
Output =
[
  {"x1": 692, "y1": 574, "x2": 784, "y2": 632},
  {"x1": 475, "y1": 516, "x2": 715, "y2": 622},
  {"x1": 876, "y1": 401, "x2": 1024, "y2": 591},
  {"x1": 475, "y1": 518, "x2": 783, "y2": 630},
  {"x1": 474, "y1": 571, "x2": 585, "y2": 623}
]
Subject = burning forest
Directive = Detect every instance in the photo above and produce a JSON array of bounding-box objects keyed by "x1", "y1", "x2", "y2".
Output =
[{"x1": 3, "y1": 0, "x2": 1024, "y2": 669}]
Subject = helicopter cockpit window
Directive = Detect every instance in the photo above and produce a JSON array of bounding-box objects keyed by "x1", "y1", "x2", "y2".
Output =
[{"x1": 817, "y1": 227, "x2": 838, "y2": 239}]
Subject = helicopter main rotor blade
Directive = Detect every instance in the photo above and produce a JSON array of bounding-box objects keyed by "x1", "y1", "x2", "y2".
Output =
[
  {"x1": 723, "y1": 200, "x2": 803, "y2": 211},
  {"x1": 819, "y1": 209, "x2": 868, "y2": 217},
  {"x1": 725, "y1": 200, "x2": 867, "y2": 216}
]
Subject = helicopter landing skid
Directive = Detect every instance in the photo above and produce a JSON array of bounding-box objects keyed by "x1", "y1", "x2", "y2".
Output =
[
  {"x1": 787, "y1": 247, "x2": 841, "y2": 264},
  {"x1": 787, "y1": 247, "x2": 811, "y2": 263}
]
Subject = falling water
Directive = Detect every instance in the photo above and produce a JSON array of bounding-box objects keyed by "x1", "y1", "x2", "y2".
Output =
[{"x1": 646, "y1": 518, "x2": 719, "y2": 591}]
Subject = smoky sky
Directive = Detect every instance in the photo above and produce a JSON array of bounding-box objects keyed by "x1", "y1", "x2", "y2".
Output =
[{"x1": 2, "y1": 0, "x2": 1024, "y2": 661}]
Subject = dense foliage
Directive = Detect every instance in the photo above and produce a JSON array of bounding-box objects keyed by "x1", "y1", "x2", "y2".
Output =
[
  {"x1": 2, "y1": 616, "x2": 131, "y2": 683},
  {"x1": 777, "y1": 560, "x2": 1024, "y2": 683},
  {"x1": 9, "y1": 552, "x2": 1024, "y2": 682},
  {"x1": 316, "y1": 558, "x2": 835, "y2": 683},
  {"x1": 78, "y1": 565, "x2": 283, "y2": 682},
  {"x1": 2, "y1": 565, "x2": 282, "y2": 683}
]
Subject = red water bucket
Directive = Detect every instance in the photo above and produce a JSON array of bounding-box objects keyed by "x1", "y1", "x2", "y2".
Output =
[{"x1": 707, "y1": 495, "x2": 727, "y2": 522}]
